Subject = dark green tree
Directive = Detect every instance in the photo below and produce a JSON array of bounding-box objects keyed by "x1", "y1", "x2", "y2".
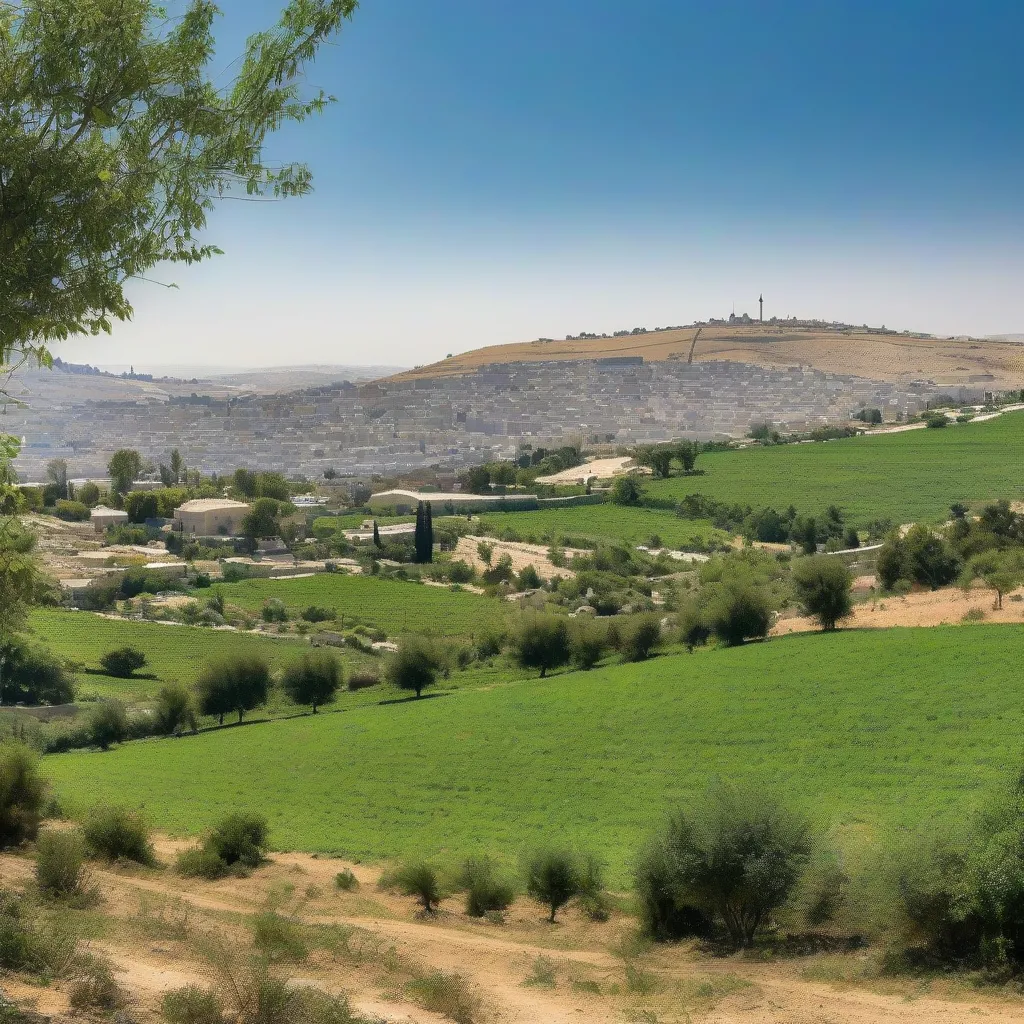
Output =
[
  {"x1": 195, "y1": 655, "x2": 271, "y2": 725},
  {"x1": 107, "y1": 449, "x2": 141, "y2": 496},
  {"x1": 525, "y1": 849, "x2": 581, "y2": 922},
  {"x1": 512, "y1": 614, "x2": 571, "y2": 678},
  {"x1": 790, "y1": 555, "x2": 853, "y2": 631},
  {"x1": 372, "y1": 520, "x2": 382, "y2": 549},
  {"x1": 282, "y1": 652, "x2": 342, "y2": 713},
  {"x1": 386, "y1": 637, "x2": 443, "y2": 698}
]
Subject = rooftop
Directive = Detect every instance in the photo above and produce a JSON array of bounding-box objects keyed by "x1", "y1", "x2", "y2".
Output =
[{"x1": 174, "y1": 498, "x2": 250, "y2": 512}]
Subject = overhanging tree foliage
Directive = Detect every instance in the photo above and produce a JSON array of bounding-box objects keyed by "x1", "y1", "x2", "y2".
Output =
[{"x1": 1, "y1": 0, "x2": 358, "y2": 371}]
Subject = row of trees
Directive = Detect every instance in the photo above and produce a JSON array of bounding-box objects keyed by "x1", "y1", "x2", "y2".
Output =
[{"x1": 635, "y1": 440, "x2": 700, "y2": 478}]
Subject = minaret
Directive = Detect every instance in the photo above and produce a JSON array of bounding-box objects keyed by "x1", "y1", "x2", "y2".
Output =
[{"x1": 759, "y1": 294, "x2": 763, "y2": 322}]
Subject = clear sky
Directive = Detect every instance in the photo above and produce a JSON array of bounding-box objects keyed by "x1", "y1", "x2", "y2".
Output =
[{"x1": 64, "y1": 0, "x2": 1024, "y2": 370}]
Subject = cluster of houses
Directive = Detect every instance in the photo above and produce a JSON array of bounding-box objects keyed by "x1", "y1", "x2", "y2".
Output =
[{"x1": 10, "y1": 356, "x2": 964, "y2": 483}]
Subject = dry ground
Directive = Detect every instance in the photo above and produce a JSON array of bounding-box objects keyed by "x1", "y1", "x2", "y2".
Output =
[
  {"x1": 534, "y1": 457, "x2": 641, "y2": 485},
  {"x1": 393, "y1": 325, "x2": 1024, "y2": 387},
  {"x1": 5, "y1": 840, "x2": 1024, "y2": 1024},
  {"x1": 775, "y1": 581, "x2": 1024, "y2": 635},
  {"x1": 453, "y1": 536, "x2": 583, "y2": 581}
]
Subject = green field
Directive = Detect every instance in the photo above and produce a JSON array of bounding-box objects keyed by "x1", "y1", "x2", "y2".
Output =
[
  {"x1": 27, "y1": 609, "x2": 315, "y2": 700},
  {"x1": 44, "y1": 625, "x2": 1024, "y2": 881},
  {"x1": 647, "y1": 411, "x2": 1024, "y2": 525},
  {"x1": 215, "y1": 572, "x2": 511, "y2": 640},
  {"x1": 476, "y1": 503, "x2": 729, "y2": 549}
]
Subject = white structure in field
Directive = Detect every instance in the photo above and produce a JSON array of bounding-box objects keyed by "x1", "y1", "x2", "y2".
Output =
[
  {"x1": 90, "y1": 505, "x2": 129, "y2": 534},
  {"x1": 172, "y1": 498, "x2": 250, "y2": 536}
]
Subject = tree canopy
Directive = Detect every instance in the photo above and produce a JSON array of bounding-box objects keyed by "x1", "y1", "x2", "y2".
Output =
[{"x1": 1, "y1": 0, "x2": 358, "y2": 369}]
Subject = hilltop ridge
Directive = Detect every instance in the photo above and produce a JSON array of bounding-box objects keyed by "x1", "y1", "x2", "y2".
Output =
[{"x1": 395, "y1": 321, "x2": 1024, "y2": 387}]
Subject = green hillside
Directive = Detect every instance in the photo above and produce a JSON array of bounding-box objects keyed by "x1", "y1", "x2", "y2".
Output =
[
  {"x1": 647, "y1": 411, "x2": 1024, "y2": 526},
  {"x1": 476, "y1": 503, "x2": 728, "y2": 549},
  {"x1": 27, "y1": 609, "x2": 314, "y2": 700},
  {"x1": 45, "y1": 625, "x2": 1024, "y2": 880},
  {"x1": 216, "y1": 572, "x2": 511, "y2": 640}
]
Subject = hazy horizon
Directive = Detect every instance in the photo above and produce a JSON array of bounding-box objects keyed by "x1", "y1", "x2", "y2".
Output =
[{"x1": 58, "y1": 0, "x2": 1024, "y2": 370}]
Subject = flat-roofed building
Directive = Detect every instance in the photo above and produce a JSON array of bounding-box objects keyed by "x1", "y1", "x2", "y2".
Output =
[
  {"x1": 90, "y1": 505, "x2": 129, "y2": 534},
  {"x1": 172, "y1": 498, "x2": 250, "y2": 536}
]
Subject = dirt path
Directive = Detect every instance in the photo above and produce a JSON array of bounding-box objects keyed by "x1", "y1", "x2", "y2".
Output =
[{"x1": 7, "y1": 844, "x2": 1024, "y2": 1023}]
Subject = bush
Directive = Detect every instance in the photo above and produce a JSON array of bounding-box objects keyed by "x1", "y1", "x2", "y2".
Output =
[
  {"x1": 162, "y1": 985, "x2": 226, "y2": 1024},
  {"x1": 282, "y1": 652, "x2": 342, "y2": 713},
  {"x1": 69, "y1": 959, "x2": 125, "y2": 1013},
  {"x1": 635, "y1": 838, "x2": 712, "y2": 941},
  {"x1": 177, "y1": 813, "x2": 269, "y2": 879},
  {"x1": 154, "y1": 682, "x2": 198, "y2": 735},
  {"x1": 0, "y1": 745, "x2": 46, "y2": 847},
  {"x1": 346, "y1": 670, "x2": 380, "y2": 692},
  {"x1": 298, "y1": 604, "x2": 334, "y2": 624},
  {"x1": 391, "y1": 861, "x2": 441, "y2": 914},
  {"x1": 386, "y1": 637, "x2": 444, "y2": 698},
  {"x1": 620, "y1": 614, "x2": 662, "y2": 662},
  {"x1": 512, "y1": 614, "x2": 571, "y2": 678},
  {"x1": 335, "y1": 868, "x2": 359, "y2": 892},
  {"x1": 448, "y1": 559, "x2": 475, "y2": 584},
  {"x1": 569, "y1": 619, "x2": 606, "y2": 670},
  {"x1": 261, "y1": 598, "x2": 289, "y2": 623},
  {"x1": 678, "y1": 598, "x2": 711, "y2": 652},
  {"x1": 0, "y1": 638, "x2": 74, "y2": 706},
  {"x1": 576, "y1": 853, "x2": 611, "y2": 922},
  {"x1": 82, "y1": 805, "x2": 155, "y2": 865},
  {"x1": 703, "y1": 582, "x2": 772, "y2": 647},
  {"x1": 610, "y1": 475, "x2": 643, "y2": 505},
  {"x1": 645, "y1": 783, "x2": 812, "y2": 946},
  {"x1": 250, "y1": 911, "x2": 309, "y2": 962},
  {"x1": 99, "y1": 645, "x2": 147, "y2": 678},
  {"x1": 35, "y1": 827, "x2": 87, "y2": 898},
  {"x1": 53, "y1": 499, "x2": 89, "y2": 522},
  {"x1": 517, "y1": 564, "x2": 542, "y2": 590},
  {"x1": 458, "y1": 856, "x2": 516, "y2": 917},
  {"x1": 525, "y1": 849, "x2": 581, "y2": 922},
  {"x1": 790, "y1": 555, "x2": 853, "y2": 631},
  {"x1": 407, "y1": 970, "x2": 479, "y2": 1024},
  {"x1": 87, "y1": 700, "x2": 128, "y2": 750}
]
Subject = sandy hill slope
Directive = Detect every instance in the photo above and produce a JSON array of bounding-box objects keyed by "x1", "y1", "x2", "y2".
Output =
[{"x1": 395, "y1": 324, "x2": 1024, "y2": 386}]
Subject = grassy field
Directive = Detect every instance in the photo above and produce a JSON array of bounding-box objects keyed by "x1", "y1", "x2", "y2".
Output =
[
  {"x1": 214, "y1": 572, "x2": 511, "y2": 640},
  {"x1": 647, "y1": 411, "x2": 1024, "y2": 525},
  {"x1": 26, "y1": 609, "x2": 316, "y2": 701},
  {"x1": 475, "y1": 503, "x2": 729, "y2": 549},
  {"x1": 44, "y1": 624, "x2": 1024, "y2": 881}
]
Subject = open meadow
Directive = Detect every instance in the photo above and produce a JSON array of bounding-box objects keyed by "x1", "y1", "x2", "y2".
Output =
[
  {"x1": 216, "y1": 571, "x2": 512, "y2": 640},
  {"x1": 476, "y1": 503, "x2": 728, "y2": 549},
  {"x1": 44, "y1": 624, "x2": 1024, "y2": 883},
  {"x1": 648, "y1": 410, "x2": 1024, "y2": 525}
]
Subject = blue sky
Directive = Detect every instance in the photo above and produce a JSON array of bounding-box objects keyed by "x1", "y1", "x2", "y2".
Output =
[{"x1": 67, "y1": 0, "x2": 1024, "y2": 370}]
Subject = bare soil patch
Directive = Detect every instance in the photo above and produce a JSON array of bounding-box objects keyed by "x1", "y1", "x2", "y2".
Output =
[{"x1": 453, "y1": 536, "x2": 583, "y2": 580}]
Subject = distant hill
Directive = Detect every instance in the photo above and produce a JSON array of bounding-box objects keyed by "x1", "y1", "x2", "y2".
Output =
[{"x1": 396, "y1": 322, "x2": 1024, "y2": 387}]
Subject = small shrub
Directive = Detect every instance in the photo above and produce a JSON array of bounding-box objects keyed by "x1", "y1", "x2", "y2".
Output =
[
  {"x1": 82, "y1": 805, "x2": 156, "y2": 866},
  {"x1": 569, "y1": 619, "x2": 606, "y2": 670},
  {"x1": 576, "y1": 853, "x2": 611, "y2": 922},
  {"x1": 346, "y1": 670, "x2": 380, "y2": 692},
  {"x1": 620, "y1": 614, "x2": 662, "y2": 662},
  {"x1": 176, "y1": 846, "x2": 228, "y2": 880},
  {"x1": 250, "y1": 911, "x2": 309, "y2": 962},
  {"x1": 154, "y1": 682, "x2": 198, "y2": 735},
  {"x1": 261, "y1": 599, "x2": 289, "y2": 623},
  {"x1": 962, "y1": 607, "x2": 986, "y2": 623},
  {"x1": 162, "y1": 985, "x2": 226, "y2": 1024},
  {"x1": 301, "y1": 604, "x2": 336, "y2": 623},
  {"x1": 523, "y1": 955, "x2": 557, "y2": 988},
  {"x1": 0, "y1": 744, "x2": 46, "y2": 847},
  {"x1": 36, "y1": 828, "x2": 87, "y2": 898},
  {"x1": 407, "y1": 970, "x2": 479, "y2": 1024},
  {"x1": 458, "y1": 856, "x2": 516, "y2": 917},
  {"x1": 525, "y1": 849, "x2": 581, "y2": 922},
  {"x1": 87, "y1": 700, "x2": 128, "y2": 750},
  {"x1": 177, "y1": 813, "x2": 269, "y2": 879},
  {"x1": 334, "y1": 868, "x2": 359, "y2": 891},
  {"x1": 99, "y1": 646, "x2": 147, "y2": 678},
  {"x1": 69, "y1": 959, "x2": 125, "y2": 1013},
  {"x1": 391, "y1": 861, "x2": 441, "y2": 913}
]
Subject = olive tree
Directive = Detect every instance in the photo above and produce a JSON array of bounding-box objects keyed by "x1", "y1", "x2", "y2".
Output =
[
  {"x1": 790, "y1": 555, "x2": 853, "y2": 631},
  {"x1": 282, "y1": 652, "x2": 342, "y2": 712},
  {"x1": 525, "y1": 849, "x2": 581, "y2": 922},
  {"x1": 512, "y1": 614, "x2": 571, "y2": 678},
  {"x1": 386, "y1": 637, "x2": 444, "y2": 699},
  {"x1": 195, "y1": 655, "x2": 271, "y2": 725}
]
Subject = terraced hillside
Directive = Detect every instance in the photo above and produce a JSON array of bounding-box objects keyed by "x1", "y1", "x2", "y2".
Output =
[
  {"x1": 45, "y1": 625, "x2": 1024, "y2": 882},
  {"x1": 397, "y1": 323, "x2": 1024, "y2": 386}
]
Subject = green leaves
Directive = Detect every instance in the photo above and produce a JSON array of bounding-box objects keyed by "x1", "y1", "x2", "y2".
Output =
[{"x1": 1, "y1": 0, "x2": 357, "y2": 357}]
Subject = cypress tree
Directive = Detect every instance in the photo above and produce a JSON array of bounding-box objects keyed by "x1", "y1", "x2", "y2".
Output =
[
  {"x1": 424, "y1": 501, "x2": 434, "y2": 563},
  {"x1": 414, "y1": 501, "x2": 426, "y2": 563},
  {"x1": 373, "y1": 519, "x2": 382, "y2": 549}
]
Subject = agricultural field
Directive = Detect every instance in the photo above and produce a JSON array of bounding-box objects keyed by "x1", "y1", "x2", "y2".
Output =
[
  {"x1": 214, "y1": 571, "x2": 512, "y2": 641},
  {"x1": 25, "y1": 609, "x2": 316, "y2": 701},
  {"x1": 312, "y1": 513, "x2": 414, "y2": 533},
  {"x1": 648, "y1": 410, "x2": 1024, "y2": 526},
  {"x1": 475, "y1": 502, "x2": 729, "y2": 549},
  {"x1": 45, "y1": 624, "x2": 1024, "y2": 882}
]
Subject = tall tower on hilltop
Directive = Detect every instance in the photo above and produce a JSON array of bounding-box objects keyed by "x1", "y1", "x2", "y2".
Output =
[{"x1": 759, "y1": 294, "x2": 763, "y2": 322}]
